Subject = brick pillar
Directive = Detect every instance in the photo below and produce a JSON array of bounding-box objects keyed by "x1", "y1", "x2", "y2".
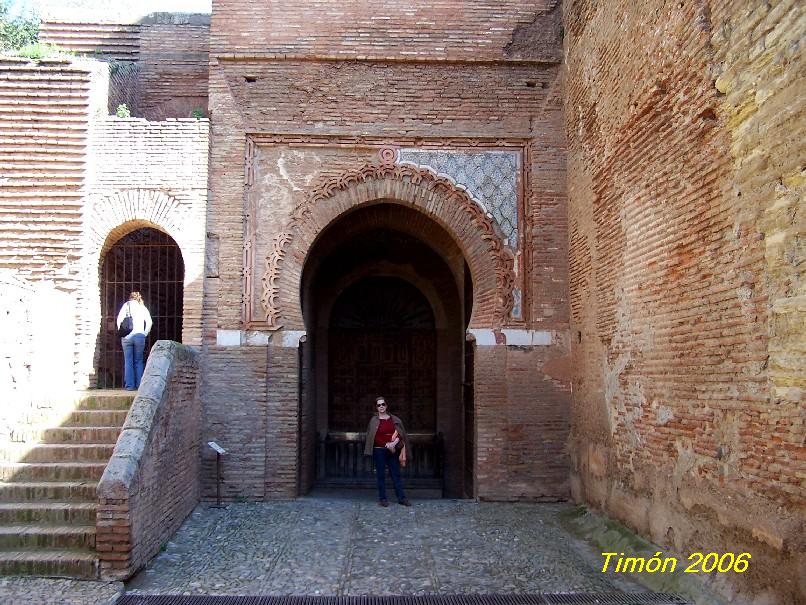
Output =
[{"x1": 265, "y1": 341, "x2": 300, "y2": 498}]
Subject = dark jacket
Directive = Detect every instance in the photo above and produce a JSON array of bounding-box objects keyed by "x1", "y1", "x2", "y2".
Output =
[{"x1": 364, "y1": 414, "x2": 410, "y2": 456}]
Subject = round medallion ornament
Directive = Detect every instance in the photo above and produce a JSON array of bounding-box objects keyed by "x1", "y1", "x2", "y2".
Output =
[{"x1": 379, "y1": 147, "x2": 396, "y2": 164}]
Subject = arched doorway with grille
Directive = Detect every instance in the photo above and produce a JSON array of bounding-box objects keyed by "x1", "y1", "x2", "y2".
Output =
[
  {"x1": 299, "y1": 203, "x2": 472, "y2": 498},
  {"x1": 96, "y1": 227, "x2": 185, "y2": 389}
]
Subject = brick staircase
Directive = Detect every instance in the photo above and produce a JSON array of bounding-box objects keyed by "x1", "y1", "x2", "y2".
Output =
[{"x1": 0, "y1": 392, "x2": 133, "y2": 578}]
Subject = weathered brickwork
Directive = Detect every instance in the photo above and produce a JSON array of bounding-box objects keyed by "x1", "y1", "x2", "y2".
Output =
[
  {"x1": 210, "y1": 0, "x2": 561, "y2": 61},
  {"x1": 0, "y1": 58, "x2": 97, "y2": 286},
  {"x1": 97, "y1": 341, "x2": 201, "y2": 580},
  {"x1": 136, "y1": 14, "x2": 210, "y2": 120},
  {"x1": 204, "y1": 1, "x2": 570, "y2": 501},
  {"x1": 565, "y1": 1, "x2": 804, "y2": 602},
  {"x1": 0, "y1": 55, "x2": 209, "y2": 391},
  {"x1": 40, "y1": 15, "x2": 210, "y2": 120},
  {"x1": 39, "y1": 21, "x2": 142, "y2": 61}
]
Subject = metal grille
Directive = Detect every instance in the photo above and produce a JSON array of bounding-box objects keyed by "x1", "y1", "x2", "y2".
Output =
[
  {"x1": 116, "y1": 594, "x2": 691, "y2": 605},
  {"x1": 97, "y1": 228, "x2": 184, "y2": 388}
]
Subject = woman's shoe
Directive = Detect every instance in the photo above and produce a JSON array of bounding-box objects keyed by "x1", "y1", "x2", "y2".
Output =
[
  {"x1": 398, "y1": 499, "x2": 411, "y2": 506},
  {"x1": 379, "y1": 500, "x2": 389, "y2": 507}
]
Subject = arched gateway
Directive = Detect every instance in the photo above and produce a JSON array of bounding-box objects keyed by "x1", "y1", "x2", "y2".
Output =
[{"x1": 263, "y1": 161, "x2": 516, "y2": 498}]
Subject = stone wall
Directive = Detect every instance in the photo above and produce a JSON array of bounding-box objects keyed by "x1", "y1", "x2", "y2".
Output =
[
  {"x1": 204, "y1": 1, "x2": 571, "y2": 501},
  {"x1": 564, "y1": 1, "x2": 804, "y2": 603},
  {"x1": 96, "y1": 340, "x2": 201, "y2": 580}
]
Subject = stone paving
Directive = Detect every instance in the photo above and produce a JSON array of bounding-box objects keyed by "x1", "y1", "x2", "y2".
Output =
[{"x1": 0, "y1": 495, "x2": 647, "y2": 604}]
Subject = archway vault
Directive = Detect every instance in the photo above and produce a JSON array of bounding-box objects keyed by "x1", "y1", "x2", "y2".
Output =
[
  {"x1": 258, "y1": 160, "x2": 516, "y2": 332},
  {"x1": 76, "y1": 188, "x2": 205, "y2": 387}
]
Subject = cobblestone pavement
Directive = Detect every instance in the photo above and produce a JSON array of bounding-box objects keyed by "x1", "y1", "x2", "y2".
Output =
[
  {"x1": 125, "y1": 495, "x2": 644, "y2": 596},
  {"x1": 0, "y1": 577, "x2": 122, "y2": 605},
  {"x1": 0, "y1": 496, "x2": 647, "y2": 604}
]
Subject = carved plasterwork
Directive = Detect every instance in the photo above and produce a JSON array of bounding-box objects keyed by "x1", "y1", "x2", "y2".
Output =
[{"x1": 259, "y1": 161, "x2": 516, "y2": 328}]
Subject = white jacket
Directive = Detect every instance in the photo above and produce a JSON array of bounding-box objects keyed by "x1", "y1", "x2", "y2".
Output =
[{"x1": 116, "y1": 300, "x2": 153, "y2": 338}]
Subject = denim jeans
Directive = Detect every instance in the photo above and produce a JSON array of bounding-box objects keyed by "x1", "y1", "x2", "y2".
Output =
[
  {"x1": 373, "y1": 447, "x2": 406, "y2": 502},
  {"x1": 121, "y1": 334, "x2": 146, "y2": 390}
]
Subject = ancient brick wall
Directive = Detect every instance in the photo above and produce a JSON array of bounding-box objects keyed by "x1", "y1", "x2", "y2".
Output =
[
  {"x1": 0, "y1": 58, "x2": 97, "y2": 287},
  {"x1": 205, "y1": 1, "x2": 570, "y2": 501},
  {"x1": 78, "y1": 117, "x2": 209, "y2": 385},
  {"x1": 40, "y1": 15, "x2": 210, "y2": 120},
  {"x1": 39, "y1": 21, "x2": 142, "y2": 61},
  {"x1": 0, "y1": 55, "x2": 208, "y2": 389},
  {"x1": 137, "y1": 14, "x2": 210, "y2": 120},
  {"x1": 97, "y1": 341, "x2": 200, "y2": 580},
  {"x1": 564, "y1": 1, "x2": 804, "y2": 602},
  {"x1": 210, "y1": 0, "x2": 561, "y2": 61}
]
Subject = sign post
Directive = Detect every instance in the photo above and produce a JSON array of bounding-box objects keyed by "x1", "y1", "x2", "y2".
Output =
[{"x1": 207, "y1": 441, "x2": 227, "y2": 508}]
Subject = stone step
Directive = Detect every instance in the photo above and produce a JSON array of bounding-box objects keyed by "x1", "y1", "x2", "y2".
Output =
[
  {"x1": 0, "y1": 549, "x2": 98, "y2": 579},
  {"x1": 40, "y1": 426, "x2": 122, "y2": 444},
  {"x1": 0, "y1": 502, "x2": 96, "y2": 524},
  {"x1": 0, "y1": 525, "x2": 95, "y2": 549},
  {"x1": 1, "y1": 443, "x2": 116, "y2": 463},
  {"x1": 0, "y1": 481, "x2": 97, "y2": 502},
  {"x1": 64, "y1": 410, "x2": 129, "y2": 427},
  {"x1": 0, "y1": 462, "x2": 107, "y2": 482},
  {"x1": 76, "y1": 394, "x2": 134, "y2": 410}
]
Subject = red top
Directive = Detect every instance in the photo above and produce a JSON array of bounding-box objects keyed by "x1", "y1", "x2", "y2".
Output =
[{"x1": 374, "y1": 417, "x2": 396, "y2": 447}]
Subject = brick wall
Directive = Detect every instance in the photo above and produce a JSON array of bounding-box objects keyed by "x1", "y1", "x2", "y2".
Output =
[
  {"x1": 0, "y1": 54, "x2": 209, "y2": 389},
  {"x1": 205, "y1": 1, "x2": 570, "y2": 500},
  {"x1": 96, "y1": 341, "x2": 200, "y2": 580},
  {"x1": 565, "y1": 1, "x2": 804, "y2": 602},
  {"x1": 210, "y1": 0, "x2": 561, "y2": 61},
  {"x1": 39, "y1": 21, "x2": 141, "y2": 61},
  {"x1": 0, "y1": 57, "x2": 97, "y2": 287},
  {"x1": 137, "y1": 14, "x2": 210, "y2": 120},
  {"x1": 78, "y1": 117, "x2": 209, "y2": 385},
  {"x1": 41, "y1": 15, "x2": 210, "y2": 120}
]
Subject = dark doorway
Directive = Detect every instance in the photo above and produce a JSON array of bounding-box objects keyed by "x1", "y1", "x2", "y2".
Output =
[
  {"x1": 300, "y1": 204, "x2": 471, "y2": 497},
  {"x1": 96, "y1": 227, "x2": 184, "y2": 388},
  {"x1": 328, "y1": 277, "x2": 436, "y2": 433}
]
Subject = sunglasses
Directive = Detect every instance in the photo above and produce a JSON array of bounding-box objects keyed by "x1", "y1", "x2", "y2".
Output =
[{"x1": 376, "y1": 402, "x2": 387, "y2": 407}]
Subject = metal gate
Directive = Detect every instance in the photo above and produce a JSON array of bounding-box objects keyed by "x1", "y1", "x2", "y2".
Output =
[{"x1": 96, "y1": 228, "x2": 184, "y2": 389}]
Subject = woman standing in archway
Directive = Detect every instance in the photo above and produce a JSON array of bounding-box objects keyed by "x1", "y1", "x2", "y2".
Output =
[
  {"x1": 116, "y1": 291, "x2": 153, "y2": 391},
  {"x1": 364, "y1": 396, "x2": 411, "y2": 507}
]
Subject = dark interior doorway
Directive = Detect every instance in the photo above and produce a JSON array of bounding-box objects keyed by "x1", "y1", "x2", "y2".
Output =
[
  {"x1": 328, "y1": 277, "x2": 436, "y2": 432},
  {"x1": 299, "y1": 203, "x2": 471, "y2": 498},
  {"x1": 96, "y1": 227, "x2": 184, "y2": 389}
]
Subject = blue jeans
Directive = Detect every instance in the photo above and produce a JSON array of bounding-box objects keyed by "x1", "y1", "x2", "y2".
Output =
[
  {"x1": 373, "y1": 447, "x2": 406, "y2": 502},
  {"x1": 121, "y1": 334, "x2": 146, "y2": 390}
]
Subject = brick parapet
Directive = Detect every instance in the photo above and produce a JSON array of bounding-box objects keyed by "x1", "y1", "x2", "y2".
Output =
[{"x1": 96, "y1": 340, "x2": 201, "y2": 580}]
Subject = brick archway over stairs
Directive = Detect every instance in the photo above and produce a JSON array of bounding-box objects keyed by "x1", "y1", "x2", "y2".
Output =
[{"x1": 263, "y1": 160, "x2": 517, "y2": 332}]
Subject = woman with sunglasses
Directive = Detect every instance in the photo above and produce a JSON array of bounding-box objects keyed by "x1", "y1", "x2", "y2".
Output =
[{"x1": 364, "y1": 396, "x2": 411, "y2": 507}]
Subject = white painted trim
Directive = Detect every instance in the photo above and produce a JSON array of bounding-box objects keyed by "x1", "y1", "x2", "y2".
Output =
[
  {"x1": 279, "y1": 330, "x2": 306, "y2": 348},
  {"x1": 467, "y1": 329, "x2": 553, "y2": 346},
  {"x1": 216, "y1": 329, "x2": 241, "y2": 347},
  {"x1": 468, "y1": 329, "x2": 497, "y2": 346},
  {"x1": 502, "y1": 329, "x2": 552, "y2": 346},
  {"x1": 244, "y1": 331, "x2": 270, "y2": 346}
]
